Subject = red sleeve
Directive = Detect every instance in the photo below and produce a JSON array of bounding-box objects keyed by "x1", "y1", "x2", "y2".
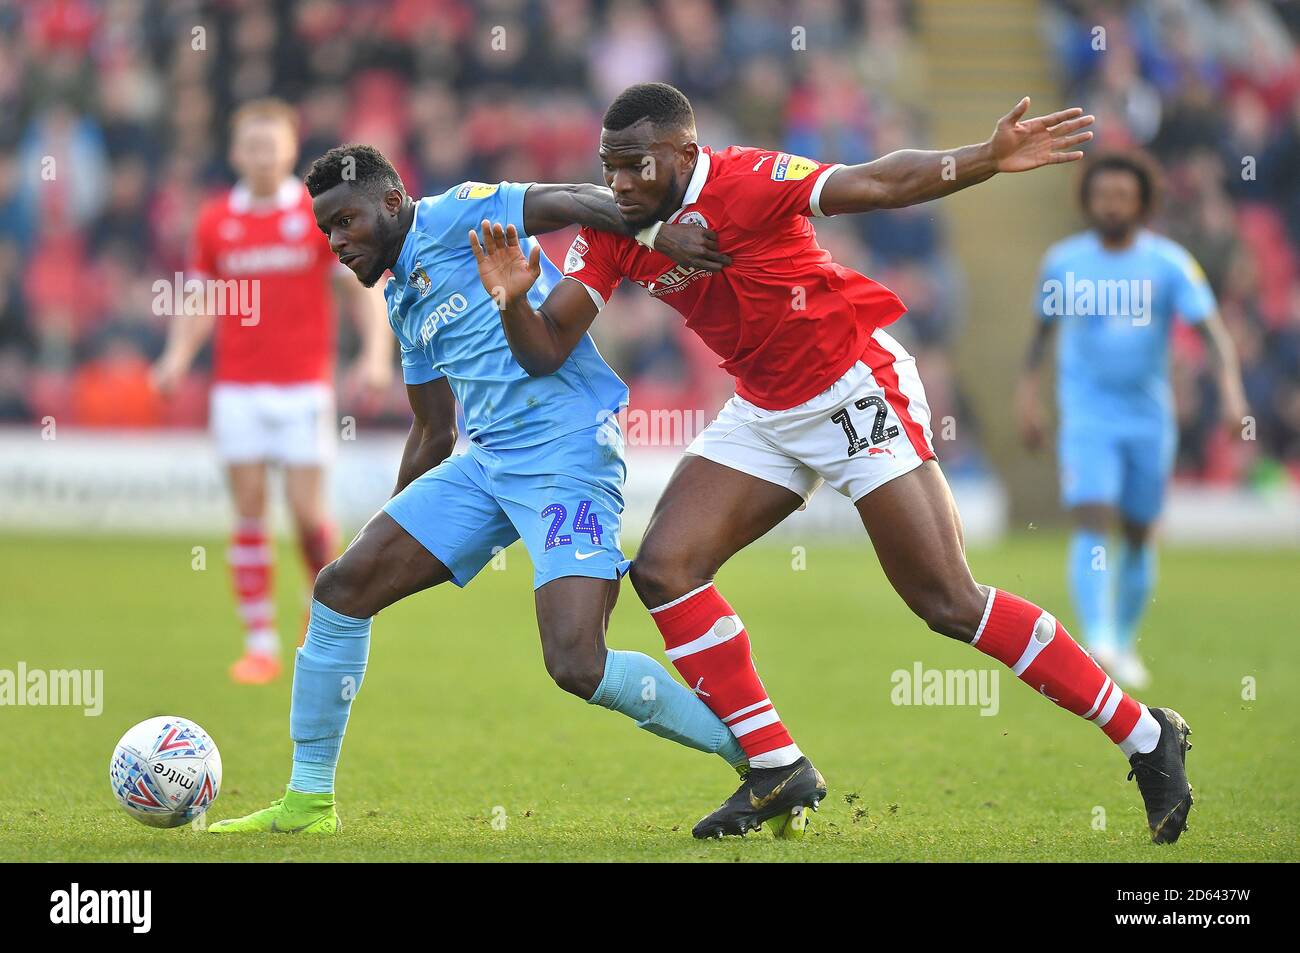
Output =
[
  {"x1": 724, "y1": 150, "x2": 843, "y2": 231},
  {"x1": 189, "y1": 204, "x2": 218, "y2": 279},
  {"x1": 561, "y1": 226, "x2": 624, "y2": 308}
]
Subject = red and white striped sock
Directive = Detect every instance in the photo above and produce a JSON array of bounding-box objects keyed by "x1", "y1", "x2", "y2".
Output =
[
  {"x1": 295, "y1": 522, "x2": 336, "y2": 648},
  {"x1": 649, "y1": 584, "x2": 802, "y2": 768},
  {"x1": 298, "y1": 521, "x2": 336, "y2": 582},
  {"x1": 230, "y1": 518, "x2": 277, "y2": 656},
  {"x1": 972, "y1": 588, "x2": 1160, "y2": 757}
]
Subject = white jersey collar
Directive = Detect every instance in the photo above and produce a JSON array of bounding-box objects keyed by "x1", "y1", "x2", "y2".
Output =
[
  {"x1": 667, "y1": 148, "x2": 711, "y2": 222},
  {"x1": 229, "y1": 178, "x2": 302, "y2": 214}
]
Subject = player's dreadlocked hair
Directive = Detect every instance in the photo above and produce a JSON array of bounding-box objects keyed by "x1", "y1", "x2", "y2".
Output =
[
  {"x1": 603, "y1": 82, "x2": 696, "y2": 137},
  {"x1": 1079, "y1": 151, "x2": 1161, "y2": 217},
  {"x1": 304, "y1": 144, "x2": 405, "y2": 198}
]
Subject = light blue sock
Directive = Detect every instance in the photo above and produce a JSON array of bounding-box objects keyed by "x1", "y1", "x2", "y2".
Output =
[
  {"x1": 1068, "y1": 529, "x2": 1116, "y2": 650},
  {"x1": 1116, "y1": 542, "x2": 1156, "y2": 651},
  {"x1": 588, "y1": 650, "x2": 747, "y2": 769},
  {"x1": 288, "y1": 599, "x2": 371, "y2": 794}
]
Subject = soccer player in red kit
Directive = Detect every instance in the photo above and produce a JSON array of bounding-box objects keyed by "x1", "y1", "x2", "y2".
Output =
[
  {"x1": 469, "y1": 83, "x2": 1194, "y2": 844},
  {"x1": 153, "y1": 99, "x2": 393, "y2": 685}
]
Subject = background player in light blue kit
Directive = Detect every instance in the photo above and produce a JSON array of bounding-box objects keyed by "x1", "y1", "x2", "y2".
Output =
[
  {"x1": 1017, "y1": 153, "x2": 1248, "y2": 688},
  {"x1": 209, "y1": 144, "x2": 747, "y2": 834}
]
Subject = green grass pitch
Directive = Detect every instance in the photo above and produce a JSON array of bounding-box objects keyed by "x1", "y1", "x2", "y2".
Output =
[{"x1": 0, "y1": 531, "x2": 1295, "y2": 862}]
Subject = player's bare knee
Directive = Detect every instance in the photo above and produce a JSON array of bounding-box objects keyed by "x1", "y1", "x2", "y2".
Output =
[
  {"x1": 913, "y1": 584, "x2": 985, "y2": 642},
  {"x1": 312, "y1": 556, "x2": 370, "y2": 619},
  {"x1": 1121, "y1": 518, "x2": 1153, "y2": 549},
  {"x1": 919, "y1": 603, "x2": 966, "y2": 640},
  {"x1": 310, "y1": 559, "x2": 342, "y2": 607},
  {"x1": 1072, "y1": 504, "x2": 1114, "y2": 534},
  {"x1": 544, "y1": 648, "x2": 604, "y2": 700},
  {"x1": 629, "y1": 548, "x2": 707, "y2": 609}
]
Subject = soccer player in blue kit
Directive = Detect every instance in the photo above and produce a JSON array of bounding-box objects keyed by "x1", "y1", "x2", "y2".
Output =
[
  {"x1": 1017, "y1": 153, "x2": 1248, "y2": 689},
  {"x1": 210, "y1": 145, "x2": 745, "y2": 834}
]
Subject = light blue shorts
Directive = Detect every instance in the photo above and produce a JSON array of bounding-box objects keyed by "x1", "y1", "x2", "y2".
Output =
[
  {"x1": 1058, "y1": 423, "x2": 1176, "y2": 524},
  {"x1": 384, "y1": 421, "x2": 627, "y2": 590}
]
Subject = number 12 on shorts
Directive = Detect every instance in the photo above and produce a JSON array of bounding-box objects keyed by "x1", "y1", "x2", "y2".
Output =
[
  {"x1": 541, "y1": 500, "x2": 603, "y2": 551},
  {"x1": 831, "y1": 396, "x2": 899, "y2": 456}
]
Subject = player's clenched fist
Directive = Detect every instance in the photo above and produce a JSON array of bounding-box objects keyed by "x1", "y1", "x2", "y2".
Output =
[{"x1": 469, "y1": 219, "x2": 540, "y2": 309}]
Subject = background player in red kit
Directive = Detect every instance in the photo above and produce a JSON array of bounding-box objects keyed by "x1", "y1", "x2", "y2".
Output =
[
  {"x1": 471, "y1": 83, "x2": 1194, "y2": 844},
  {"x1": 152, "y1": 99, "x2": 393, "y2": 685}
]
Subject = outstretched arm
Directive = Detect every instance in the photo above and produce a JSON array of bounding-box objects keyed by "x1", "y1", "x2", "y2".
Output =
[
  {"x1": 469, "y1": 220, "x2": 600, "y2": 377},
  {"x1": 522, "y1": 183, "x2": 730, "y2": 272},
  {"x1": 818, "y1": 98, "x2": 1094, "y2": 216}
]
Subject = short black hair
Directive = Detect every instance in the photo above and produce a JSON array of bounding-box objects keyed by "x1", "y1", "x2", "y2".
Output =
[
  {"x1": 603, "y1": 82, "x2": 695, "y2": 137},
  {"x1": 1079, "y1": 151, "x2": 1160, "y2": 216},
  {"x1": 305, "y1": 144, "x2": 404, "y2": 198}
]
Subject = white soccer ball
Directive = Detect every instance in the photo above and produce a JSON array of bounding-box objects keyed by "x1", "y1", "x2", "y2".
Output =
[{"x1": 109, "y1": 716, "x2": 222, "y2": 828}]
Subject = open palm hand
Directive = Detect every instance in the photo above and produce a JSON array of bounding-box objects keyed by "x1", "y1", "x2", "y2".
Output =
[
  {"x1": 991, "y1": 97, "x2": 1095, "y2": 174},
  {"x1": 469, "y1": 220, "x2": 541, "y2": 307}
]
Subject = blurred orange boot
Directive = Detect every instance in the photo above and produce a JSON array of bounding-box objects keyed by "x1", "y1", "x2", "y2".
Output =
[{"x1": 229, "y1": 652, "x2": 282, "y2": 685}]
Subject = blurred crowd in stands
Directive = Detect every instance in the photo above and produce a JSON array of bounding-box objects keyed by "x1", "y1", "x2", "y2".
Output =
[
  {"x1": 1048, "y1": 0, "x2": 1300, "y2": 484},
  {"x1": 0, "y1": 0, "x2": 1297, "y2": 486}
]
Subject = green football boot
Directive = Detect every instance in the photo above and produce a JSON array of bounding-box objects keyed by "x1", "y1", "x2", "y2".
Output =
[
  {"x1": 769, "y1": 803, "x2": 812, "y2": 840},
  {"x1": 207, "y1": 786, "x2": 339, "y2": 834}
]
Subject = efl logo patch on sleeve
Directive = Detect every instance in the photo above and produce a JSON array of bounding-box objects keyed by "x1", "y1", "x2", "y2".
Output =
[
  {"x1": 771, "y1": 153, "x2": 819, "y2": 182},
  {"x1": 564, "y1": 236, "x2": 589, "y2": 274},
  {"x1": 455, "y1": 182, "x2": 500, "y2": 200}
]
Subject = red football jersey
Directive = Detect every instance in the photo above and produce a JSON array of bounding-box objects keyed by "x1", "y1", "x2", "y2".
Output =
[
  {"x1": 190, "y1": 179, "x2": 337, "y2": 384},
  {"x1": 562, "y1": 146, "x2": 907, "y2": 410}
]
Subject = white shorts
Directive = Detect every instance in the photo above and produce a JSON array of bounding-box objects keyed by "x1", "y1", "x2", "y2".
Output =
[
  {"x1": 685, "y1": 329, "x2": 935, "y2": 503},
  {"x1": 210, "y1": 382, "x2": 336, "y2": 466}
]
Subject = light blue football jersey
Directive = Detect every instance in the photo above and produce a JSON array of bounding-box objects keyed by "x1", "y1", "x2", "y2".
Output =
[
  {"x1": 1035, "y1": 228, "x2": 1216, "y2": 430},
  {"x1": 385, "y1": 181, "x2": 629, "y2": 449}
]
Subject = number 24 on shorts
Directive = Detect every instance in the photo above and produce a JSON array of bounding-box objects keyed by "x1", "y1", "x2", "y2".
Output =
[{"x1": 540, "y1": 500, "x2": 604, "y2": 551}]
